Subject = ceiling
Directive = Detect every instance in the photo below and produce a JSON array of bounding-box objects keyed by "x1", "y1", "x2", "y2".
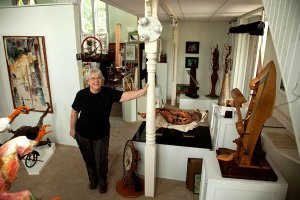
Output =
[{"x1": 101, "y1": 0, "x2": 263, "y2": 22}]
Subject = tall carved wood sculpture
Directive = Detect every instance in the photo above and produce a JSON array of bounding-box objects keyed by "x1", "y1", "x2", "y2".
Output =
[
  {"x1": 217, "y1": 61, "x2": 277, "y2": 181},
  {"x1": 115, "y1": 24, "x2": 122, "y2": 67},
  {"x1": 218, "y1": 46, "x2": 232, "y2": 106},
  {"x1": 207, "y1": 45, "x2": 220, "y2": 98},
  {"x1": 185, "y1": 64, "x2": 199, "y2": 99}
]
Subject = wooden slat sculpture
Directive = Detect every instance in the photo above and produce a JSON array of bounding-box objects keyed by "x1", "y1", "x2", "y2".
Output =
[{"x1": 217, "y1": 61, "x2": 277, "y2": 180}]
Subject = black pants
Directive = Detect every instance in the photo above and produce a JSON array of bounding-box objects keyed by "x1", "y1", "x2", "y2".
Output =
[{"x1": 76, "y1": 134, "x2": 109, "y2": 186}]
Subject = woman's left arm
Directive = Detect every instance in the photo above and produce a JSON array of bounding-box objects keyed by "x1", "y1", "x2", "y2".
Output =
[{"x1": 119, "y1": 84, "x2": 148, "y2": 102}]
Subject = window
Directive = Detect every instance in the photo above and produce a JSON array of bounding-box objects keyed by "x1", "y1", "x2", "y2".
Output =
[{"x1": 80, "y1": 0, "x2": 109, "y2": 53}]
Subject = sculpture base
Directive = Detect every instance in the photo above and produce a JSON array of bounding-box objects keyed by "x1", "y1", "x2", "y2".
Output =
[
  {"x1": 205, "y1": 94, "x2": 219, "y2": 99},
  {"x1": 116, "y1": 178, "x2": 144, "y2": 198},
  {"x1": 185, "y1": 93, "x2": 199, "y2": 99},
  {"x1": 216, "y1": 148, "x2": 278, "y2": 182}
]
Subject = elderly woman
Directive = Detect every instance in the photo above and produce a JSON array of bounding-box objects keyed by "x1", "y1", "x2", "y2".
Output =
[{"x1": 70, "y1": 68, "x2": 147, "y2": 193}]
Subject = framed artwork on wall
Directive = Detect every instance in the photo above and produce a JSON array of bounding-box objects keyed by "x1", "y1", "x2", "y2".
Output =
[
  {"x1": 125, "y1": 43, "x2": 136, "y2": 61},
  {"x1": 185, "y1": 57, "x2": 199, "y2": 68},
  {"x1": 186, "y1": 41, "x2": 199, "y2": 54},
  {"x1": 3, "y1": 36, "x2": 53, "y2": 112}
]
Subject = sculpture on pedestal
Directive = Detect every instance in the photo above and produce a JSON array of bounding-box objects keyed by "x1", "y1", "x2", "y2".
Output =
[
  {"x1": 217, "y1": 61, "x2": 278, "y2": 181},
  {"x1": 185, "y1": 63, "x2": 199, "y2": 99},
  {"x1": 218, "y1": 46, "x2": 232, "y2": 106},
  {"x1": 207, "y1": 45, "x2": 220, "y2": 98}
]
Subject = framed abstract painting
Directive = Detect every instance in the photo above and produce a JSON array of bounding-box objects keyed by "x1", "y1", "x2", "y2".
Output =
[{"x1": 3, "y1": 36, "x2": 53, "y2": 112}]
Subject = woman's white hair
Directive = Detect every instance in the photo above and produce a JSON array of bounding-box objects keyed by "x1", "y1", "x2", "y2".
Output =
[{"x1": 85, "y1": 68, "x2": 105, "y2": 86}]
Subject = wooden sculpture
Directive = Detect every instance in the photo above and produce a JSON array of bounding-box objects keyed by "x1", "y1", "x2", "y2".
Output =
[
  {"x1": 207, "y1": 45, "x2": 220, "y2": 98},
  {"x1": 138, "y1": 108, "x2": 202, "y2": 125},
  {"x1": 217, "y1": 61, "x2": 277, "y2": 181},
  {"x1": 185, "y1": 63, "x2": 199, "y2": 99},
  {"x1": 0, "y1": 106, "x2": 30, "y2": 133},
  {"x1": 218, "y1": 46, "x2": 232, "y2": 106}
]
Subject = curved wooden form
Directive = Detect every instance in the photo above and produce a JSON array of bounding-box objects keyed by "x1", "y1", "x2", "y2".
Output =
[{"x1": 231, "y1": 61, "x2": 276, "y2": 168}]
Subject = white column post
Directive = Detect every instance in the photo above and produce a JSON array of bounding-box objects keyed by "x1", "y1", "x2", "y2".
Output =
[
  {"x1": 171, "y1": 18, "x2": 179, "y2": 105},
  {"x1": 138, "y1": 0, "x2": 162, "y2": 197}
]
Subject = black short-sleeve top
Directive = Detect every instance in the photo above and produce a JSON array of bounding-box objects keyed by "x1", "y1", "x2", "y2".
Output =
[{"x1": 72, "y1": 87, "x2": 123, "y2": 139}]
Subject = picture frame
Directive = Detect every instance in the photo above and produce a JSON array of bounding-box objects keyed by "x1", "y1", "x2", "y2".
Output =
[
  {"x1": 125, "y1": 43, "x2": 136, "y2": 61},
  {"x1": 186, "y1": 158, "x2": 202, "y2": 191},
  {"x1": 185, "y1": 57, "x2": 199, "y2": 68},
  {"x1": 3, "y1": 36, "x2": 53, "y2": 112},
  {"x1": 186, "y1": 41, "x2": 199, "y2": 54},
  {"x1": 176, "y1": 84, "x2": 189, "y2": 95},
  {"x1": 193, "y1": 173, "x2": 201, "y2": 194}
]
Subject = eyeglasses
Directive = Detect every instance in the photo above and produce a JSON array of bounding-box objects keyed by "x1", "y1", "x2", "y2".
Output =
[{"x1": 90, "y1": 77, "x2": 102, "y2": 81}]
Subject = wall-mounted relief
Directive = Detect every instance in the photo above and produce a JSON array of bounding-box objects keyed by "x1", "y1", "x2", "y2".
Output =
[{"x1": 3, "y1": 36, "x2": 53, "y2": 112}]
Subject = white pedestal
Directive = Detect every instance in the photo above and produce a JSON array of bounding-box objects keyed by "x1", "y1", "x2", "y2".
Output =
[
  {"x1": 179, "y1": 94, "x2": 212, "y2": 111},
  {"x1": 156, "y1": 63, "x2": 168, "y2": 104},
  {"x1": 134, "y1": 141, "x2": 210, "y2": 181},
  {"x1": 200, "y1": 151, "x2": 288, "y2": 200},
  {"x1": 22, "y1": 143, "x2": 56, "y2": 175},
  {"x1": 122, "y1": 99, "x2": 137, "y2": 122}
]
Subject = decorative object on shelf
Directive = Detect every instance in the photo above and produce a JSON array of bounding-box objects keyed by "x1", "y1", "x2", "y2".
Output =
[
  {"x1": 185, "y1": 57, "x2": 199, "y2": 68},
  {"x1": 206, "y1": 45, "x2": 220, "y2": 98},
  {"x1": 218, "y1": 46, "x2": 232, "y2": 106},
  {"x1": 3, "y1": 36, "x2": 53, "y2": 112},
  {"x1": 78, "y1": 36, "x2": 102, "y2": 62},
  {"x1": 185, "y1": 62, "x2": 199, "y2": 99},
  {"x1": 217, "y1": 61, "x2": 278, "y2": 181},
  {"x1": 186, "y1": 41, "x2": 199, "y2": 54},
  {"x1": 159, "y1": 51, "x2": 167, "y2": 63},
  {"x1": 116, "y1": 140, "x2": 144, "y2": 198}
]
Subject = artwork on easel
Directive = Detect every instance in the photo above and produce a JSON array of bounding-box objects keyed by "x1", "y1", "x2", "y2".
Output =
[{"x1": 3, "y1": 36, "x2": 53, "y2": 112}]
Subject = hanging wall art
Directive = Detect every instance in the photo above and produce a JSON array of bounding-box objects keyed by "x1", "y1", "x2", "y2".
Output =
[{"x1": 3, "y1": 36, "x2": 53, "y2": 112}]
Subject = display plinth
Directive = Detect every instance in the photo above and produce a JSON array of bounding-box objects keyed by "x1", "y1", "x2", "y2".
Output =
[
  {"x1": 217, "y1": 148, "x2": 278, "y2": 181},
  {"x1": 200, "y1": 151, "x2": 288, "y2": 200},
  {"x1": 116, "y1": 178, "x2": 144, "y2": 198},
  {"x1": 22, "y1": 142, "x2": 56, "y2": 175}
]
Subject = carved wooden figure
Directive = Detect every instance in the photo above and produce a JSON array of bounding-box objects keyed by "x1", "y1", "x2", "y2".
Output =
[{"x1": 207, "y1": 45, "x2": 220, "y2": 97}]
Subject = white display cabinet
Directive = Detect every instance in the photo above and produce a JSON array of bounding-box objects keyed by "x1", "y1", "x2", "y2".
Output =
[{"x1": 200, "y1": 151, "x2": 288, "y2": 200}]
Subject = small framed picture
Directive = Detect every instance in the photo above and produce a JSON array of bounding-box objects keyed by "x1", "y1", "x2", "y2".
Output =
[
  {"x1": 185, "y1": 57, "x2": 199, "y2": 68},
  {"x1": 193, "y1": 173, "x2": 201, "y2": 194},
  {"x1": 125, "y1": 44, "x2": 136, "y2": 61},
  {"x1": 186, "y1": 41, "x2": 199, "y2": 54}
]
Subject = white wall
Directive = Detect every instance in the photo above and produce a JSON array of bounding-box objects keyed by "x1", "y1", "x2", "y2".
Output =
[
  {"x1": 161, "y1": 21, "x2": 229, "y2": 99},
  {"x1": 262, "y1": 0, "x2": 300, "y2": 158},
  {"x1": 108, "y1": 5, "x2": 137, "y2": 43},
  {"x1": 0, "y1": 4, "x2": 81, "y2": 146}
]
